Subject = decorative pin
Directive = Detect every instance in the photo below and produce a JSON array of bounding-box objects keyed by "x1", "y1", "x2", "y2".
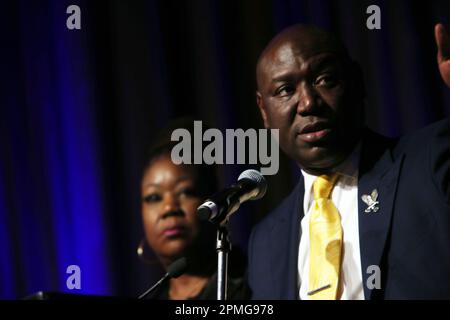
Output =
[{"x1": 362, "y1": 189, "x2": 379, "y2": 213}]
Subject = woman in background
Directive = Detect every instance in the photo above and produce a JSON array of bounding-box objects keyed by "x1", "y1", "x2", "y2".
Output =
[{"x1": 138, "y1": 119, "x2": 249, "y2": 300}]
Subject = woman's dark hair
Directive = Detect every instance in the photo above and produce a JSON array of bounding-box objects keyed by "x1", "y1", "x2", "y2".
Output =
[{"x1": 143, "y1": 117, "x2": 219, "y2": 197}]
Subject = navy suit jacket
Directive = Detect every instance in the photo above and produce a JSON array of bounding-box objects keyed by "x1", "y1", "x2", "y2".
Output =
[{"x1": 248, "y1": 119, "x2": 450, "y2": 299}]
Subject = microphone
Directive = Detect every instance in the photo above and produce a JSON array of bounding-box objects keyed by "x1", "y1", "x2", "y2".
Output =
[
  {"x1": 197, "y1": 169, "x2": 267, "y2": 225},
  {"x1": 138, "y1": 257, "x2": 188, "y2": 299}
]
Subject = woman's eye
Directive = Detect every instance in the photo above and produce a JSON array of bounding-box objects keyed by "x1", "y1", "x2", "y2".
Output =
[{"x1": 143, "y1": 193, "x2": 161, "y2": 203}]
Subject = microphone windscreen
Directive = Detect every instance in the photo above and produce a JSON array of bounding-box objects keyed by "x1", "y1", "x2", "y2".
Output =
[
  {"x1": 237, "y1": 169, "x2": 267, "y2": 200},
  {"x1": 167, "y1": 257, "x2": 188, "y2": 278},
  {"x1": 197, "y1": 205, "x2": 211, "y2": 221}
]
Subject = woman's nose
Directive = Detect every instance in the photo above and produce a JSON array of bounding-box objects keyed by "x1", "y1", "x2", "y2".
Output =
[{"x1": 161, "y1": 194, "x2": 183, "y2": 218}]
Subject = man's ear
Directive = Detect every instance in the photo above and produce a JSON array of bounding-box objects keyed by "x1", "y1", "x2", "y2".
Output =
[{"x1": 256, "y1": 91, "x2": 270, "y2": 129}]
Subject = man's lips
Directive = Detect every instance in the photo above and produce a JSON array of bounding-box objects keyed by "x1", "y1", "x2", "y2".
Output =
[{"x1": 298, "y1": 121, "x2": 333, "y2": 143}]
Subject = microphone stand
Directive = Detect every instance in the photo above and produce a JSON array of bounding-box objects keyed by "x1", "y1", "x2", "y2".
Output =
[{"x1": 216, "y1": 222, "x2": 231, "y2": 300}]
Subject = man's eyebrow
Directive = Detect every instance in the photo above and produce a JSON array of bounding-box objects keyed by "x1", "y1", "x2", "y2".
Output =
[
  {"x1": 271, "y1": 72, "x2": 297, "y2": 83},
  {"x1": 270, "y1": 55, "x2": 341, "y2": 83}
]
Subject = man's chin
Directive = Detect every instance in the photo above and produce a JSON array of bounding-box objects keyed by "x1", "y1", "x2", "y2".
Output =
[{"x1": 294, "y1": 146, "x2": 347, "y2": 174}]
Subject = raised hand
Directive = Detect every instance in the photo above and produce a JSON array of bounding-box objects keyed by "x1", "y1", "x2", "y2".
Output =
[{"x1": 435, "y1": 23, "x2": 450, "y2": 87}]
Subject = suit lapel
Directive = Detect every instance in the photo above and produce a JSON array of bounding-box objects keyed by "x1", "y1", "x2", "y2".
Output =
[
  {"x1": 268, "y1": 177, "x2": 304, "y2": 299},
  {"x1": 264, "y1": 130, "x2": 403, "y2": 300},
  {"x1": 358, "y1": 130, "x2": 403, "y2": 299}
]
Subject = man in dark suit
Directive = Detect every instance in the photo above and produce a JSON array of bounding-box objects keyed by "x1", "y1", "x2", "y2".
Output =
[{"x1": 248, "y1": 23, "x2": 450, "y2": 299}]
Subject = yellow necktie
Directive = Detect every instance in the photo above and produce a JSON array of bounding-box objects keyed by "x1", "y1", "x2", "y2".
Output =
[{"x1": 308, "y1": 173, "x2": 342, "y2": 300}]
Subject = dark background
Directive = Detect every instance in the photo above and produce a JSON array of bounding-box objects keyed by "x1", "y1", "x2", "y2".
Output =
[{"x1": 1, "y1": 0, "x2": 449, "y2": 299}]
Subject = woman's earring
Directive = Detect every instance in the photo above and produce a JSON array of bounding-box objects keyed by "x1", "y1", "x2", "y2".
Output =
[{"x1": 137, "y1": 238, "x2": 158, "y2": 265}]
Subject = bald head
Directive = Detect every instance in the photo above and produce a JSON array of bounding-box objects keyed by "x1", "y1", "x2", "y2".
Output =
[
  {"x1": 257, "y1": 25, "x2": 350, "y2": 90},
  {"x1": 255, "y1": 24, "x2": 365, "y2": 174}
]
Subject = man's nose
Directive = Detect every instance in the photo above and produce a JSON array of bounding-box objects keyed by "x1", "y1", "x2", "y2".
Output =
[
  {"x1": 161, "y1": 194, "x2": 183, "y2": 218},
  {"x1": 296, "y1": 84, "x2": 317, "y2": 116}
]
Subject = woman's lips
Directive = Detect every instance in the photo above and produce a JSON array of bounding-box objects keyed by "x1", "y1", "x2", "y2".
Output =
[
  {"x1": 162, "y1": 226, "x2": 186, "y2": 238},
  {"x1": 298, "y1": 128, "x2": 332, "y2": 143}
]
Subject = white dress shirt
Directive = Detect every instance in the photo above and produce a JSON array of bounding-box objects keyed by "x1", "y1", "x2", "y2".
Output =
[{"x1": 298, "y1": 144, "x2": 365, "y2": 300}]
